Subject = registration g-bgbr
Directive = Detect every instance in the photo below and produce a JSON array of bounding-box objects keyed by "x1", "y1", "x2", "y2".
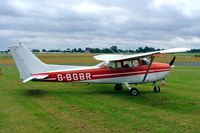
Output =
[{"x1": 57, "y1": 73, "x2": 92, "y2": 81}]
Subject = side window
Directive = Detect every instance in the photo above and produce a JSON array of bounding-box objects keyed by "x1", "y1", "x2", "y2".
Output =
[
  {"x1": 123, "y1": 60, "x2": 132, "y2": 68},
  {"x1": 108, "y1": 61, "x2": 122, "y2": 69},
  {"x1": 131, "y1": 60, "x2": 139, "y2": 67},
  {"x1": 123, "y1": 60, "x2": 139, "y2": 68},
  {"x1": 116, "y1": 62, "x2": 121, "y2": 69},
  {"x1": 108, "y1": 62, "x2": 115, "y2": 69}
]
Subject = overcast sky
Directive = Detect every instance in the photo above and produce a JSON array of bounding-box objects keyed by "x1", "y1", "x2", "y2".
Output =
[{"x1": 0, "y1": 0, "x2": 200, "y2": 50}]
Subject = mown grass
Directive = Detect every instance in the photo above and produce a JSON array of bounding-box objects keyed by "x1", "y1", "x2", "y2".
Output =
[
  {"x1": 0, "y1": 54, "x2": 200, "y2": 132},
  {"x1": 0, "y1": 52, "x2": 200, "y2": 65}
]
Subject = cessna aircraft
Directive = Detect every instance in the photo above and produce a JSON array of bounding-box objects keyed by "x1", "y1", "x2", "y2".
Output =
[{"x1": 9, "y1": 44, "x2": 190, "y2": 96}]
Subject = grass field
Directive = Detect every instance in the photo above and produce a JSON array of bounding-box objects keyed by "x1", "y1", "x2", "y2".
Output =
[
  {"x1": 0, "y1": 53, "x2": 200, "y2": 132},
  {"x1": 0, "y1": 52, "x2": 200, "y2": 65}
]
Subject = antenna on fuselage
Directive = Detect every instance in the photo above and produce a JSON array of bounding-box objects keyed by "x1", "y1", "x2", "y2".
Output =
[
  {"x1": 116, "y1": 48, "x2": 122, "y2": 54},
  {"x1": 110, "y1": 49, "x2": 117, "y2": 54},
  {"x1": 110, "y1": 46, "x2": 122, "y2": 55}
]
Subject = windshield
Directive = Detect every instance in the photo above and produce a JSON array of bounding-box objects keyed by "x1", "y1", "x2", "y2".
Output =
[
  {"x1": 141, "y1": 58, "x2": 150, "y2": 65},
  {"x1": 96, "y1": 62, "x2": 108, "y2": 67}
]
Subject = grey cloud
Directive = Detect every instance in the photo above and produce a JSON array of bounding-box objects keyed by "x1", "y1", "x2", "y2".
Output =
[{"x1": 0, "y1": 0, "x2": 200, "y2": 50}]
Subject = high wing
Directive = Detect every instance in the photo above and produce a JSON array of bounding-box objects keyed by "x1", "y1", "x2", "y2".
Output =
[{"x1": 93, "y1": 48, "x2": 190, "y2": 62}]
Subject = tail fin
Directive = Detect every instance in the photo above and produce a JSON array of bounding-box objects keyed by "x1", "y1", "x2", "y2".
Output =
[{"x1": 9, "y1": 44, "x2": 47, "y2": 80}]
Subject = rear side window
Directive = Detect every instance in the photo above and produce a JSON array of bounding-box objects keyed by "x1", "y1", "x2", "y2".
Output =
[{"x1": 131, "y1": 60, "x2": 139, "y2": 67}]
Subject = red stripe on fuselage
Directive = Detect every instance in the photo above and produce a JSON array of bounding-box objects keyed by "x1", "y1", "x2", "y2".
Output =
[{"x1": 33, "y1": 62, "x2": 170, "y2": 82}]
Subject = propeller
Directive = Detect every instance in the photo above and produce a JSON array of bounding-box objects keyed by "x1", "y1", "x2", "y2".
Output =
[{"x1": 169, "y1": 56, "x2": 176, "y2": 67}]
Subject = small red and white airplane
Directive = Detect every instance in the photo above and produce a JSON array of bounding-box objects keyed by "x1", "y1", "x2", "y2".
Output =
[{"x1": 9, "y1": 44, "x2": 190, "y2": 96}]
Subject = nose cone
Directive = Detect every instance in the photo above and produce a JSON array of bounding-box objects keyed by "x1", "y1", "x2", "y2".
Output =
[{"x1": 152, "y1": 62, "x2": 171, "y2": 70}]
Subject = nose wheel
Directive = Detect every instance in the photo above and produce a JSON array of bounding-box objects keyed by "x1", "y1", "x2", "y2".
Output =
[{"x1": 154, "y1": 85, "x2": 160, "y2": 93}]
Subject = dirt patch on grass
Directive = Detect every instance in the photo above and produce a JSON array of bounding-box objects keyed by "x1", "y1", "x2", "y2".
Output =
[{"x1": 0, "y1": 59, "x2": 14, "y2": 65}]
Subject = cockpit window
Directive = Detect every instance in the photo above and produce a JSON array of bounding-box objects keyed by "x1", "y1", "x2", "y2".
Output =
[{"x1": 141, "y1": 58, "x2": 150, "y2": 65}]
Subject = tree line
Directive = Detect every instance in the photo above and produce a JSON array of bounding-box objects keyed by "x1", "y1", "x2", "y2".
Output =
[
  {"x1": 1, "y1": 46, "x2": 200, "y2": 54},
  {"x1": 31, "y1": 46, "x2": 163, "y2": 53}
]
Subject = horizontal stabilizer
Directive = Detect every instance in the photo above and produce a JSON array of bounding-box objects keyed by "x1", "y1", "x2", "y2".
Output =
[{"x1": 22, "y1": 74, "x2": 49, "y2": 83}]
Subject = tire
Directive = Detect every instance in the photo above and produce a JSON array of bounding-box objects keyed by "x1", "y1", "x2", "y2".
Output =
[
  {"x1": 154, "y1": 86, "x2": 160, "y2": 93},
  {"x1": 129, "y1": 88, "x2": 139, "y2": 96},
  {"x1": 115, "y1": 84, "x2": 123, "y2": 91}
]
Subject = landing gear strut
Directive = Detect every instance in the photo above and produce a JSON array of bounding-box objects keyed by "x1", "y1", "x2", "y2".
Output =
[
  {"x1": 114, "y1": 84, "x2": 123, "y2": 91},
  {"x1": 124, "y1": 83, "x2": 139, "y2": 96}
]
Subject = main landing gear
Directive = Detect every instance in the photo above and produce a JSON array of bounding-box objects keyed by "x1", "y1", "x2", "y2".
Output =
[
  {"x1": 114, "y1": 84, "x2": 123, "y2": 91},
  {"x1": 115, "y1": 83, "x2": 161, "y2": 96},
  {"x1": 114, "y1": 83, "x2": 139, "y2": 96},
  {"x1": 129, "y1": 88, "x2": 139, "y2": 96},
  {"x1": 125, "y1": 83, "x2": 139, "y2": 96}
]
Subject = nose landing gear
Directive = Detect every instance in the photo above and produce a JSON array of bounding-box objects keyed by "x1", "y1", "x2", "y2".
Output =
[
  {"x1": 153, "y1": 85, "x2": 160, "y2": 93},
  {"x1": 153, "y1": 82, "x2": 161, "y2": 93}
]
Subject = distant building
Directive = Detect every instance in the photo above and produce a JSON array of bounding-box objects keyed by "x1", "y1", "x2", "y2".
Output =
[
  {"x1": 85, "y1": 48, "x2": 91, "y2": 53},
  {"x1": 62, "y1": 49, "x2": 71, "y2": 53}
]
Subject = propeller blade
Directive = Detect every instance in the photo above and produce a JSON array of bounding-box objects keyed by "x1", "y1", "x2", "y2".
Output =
[{"x1": 169, "y1": 56, "x2": 176, "y2": 66}]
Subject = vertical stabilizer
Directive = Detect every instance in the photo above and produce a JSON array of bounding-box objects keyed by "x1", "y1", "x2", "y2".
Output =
[{"x1": 9, "y1": 44, "x2": 47, "y2": 80}]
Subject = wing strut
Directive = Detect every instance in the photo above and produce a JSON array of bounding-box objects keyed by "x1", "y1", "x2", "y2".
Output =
[{"x1": 143, "y1": 56, "x2": 155, "y2": 82}]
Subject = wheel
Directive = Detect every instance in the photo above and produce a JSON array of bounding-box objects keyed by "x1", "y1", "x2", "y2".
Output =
[
  {"x1": 154, "y1": 86, "x2": 160, "y2": 93},
  {"x1": 115, "y1": 84, "x2": 123, "y2": 91},
  {"x1": 129, "y1": 88, "x2": 139, "y2": 96}
]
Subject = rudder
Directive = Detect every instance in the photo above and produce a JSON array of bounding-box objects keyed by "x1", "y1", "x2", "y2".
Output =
[{"x1": 9, "y1": 44, "x2": 47, "y2": 80}]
